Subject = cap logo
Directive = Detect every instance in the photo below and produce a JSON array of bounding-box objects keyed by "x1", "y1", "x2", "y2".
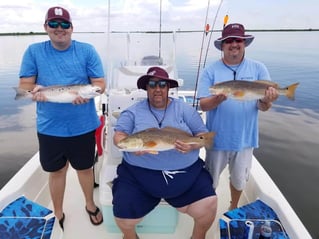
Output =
[
  {"x1": 54, "y1": 8, "x2": 63, "y2": 16},
  {"x1": 232, "y1": 24, "x2": 240, "y2": 29},
  {"x1": 148, "y1": 70, "x2": 157, "y2": 76}
]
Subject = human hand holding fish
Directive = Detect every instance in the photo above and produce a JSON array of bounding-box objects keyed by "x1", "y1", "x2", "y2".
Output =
[
  {"x1": 175, "y1": 138, "x2": 201, "y2": 154},
  {"x1": 260, "y1": 86, "x2": 279, "y2": 103},
  {"x1": 14, "y1": 84, "x2": 102, "y2": 103}
]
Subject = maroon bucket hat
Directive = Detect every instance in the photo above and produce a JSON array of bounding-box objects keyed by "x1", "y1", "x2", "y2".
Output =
[
  {"x1": 45, "y1": 6, "x2": 72, "y2": 23},
  {"x1": 137, "y1": 67, "x2": 179, "y2": 90},
  {"x1": 214, "y1": 23, "x2": 254, "y2": 50}
]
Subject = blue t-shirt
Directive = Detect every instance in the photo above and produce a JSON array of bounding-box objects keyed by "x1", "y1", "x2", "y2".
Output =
[
  {"x1": 114, "y1": 98, "x2": 208, "y2": 170},
  {"x1": 19, "y1": 40, "x2": 105, "y2": 137},
  {"x1": 197, "y1": 58, "x2": 271, "y2": 151}
]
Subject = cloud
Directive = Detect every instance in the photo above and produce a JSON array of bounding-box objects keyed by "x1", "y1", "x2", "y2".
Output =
[{"x1": 0, "y1": 0, "x2": 318, "y2": 33}]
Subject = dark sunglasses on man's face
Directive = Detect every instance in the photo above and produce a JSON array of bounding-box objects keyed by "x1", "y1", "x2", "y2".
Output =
[
  {"x1": 223, "y1": 38, "x2": 245, "y2": 44},
  {"x1": 47, "y1": 21, "x2": 72, "y2": 29},
  {"x1": 148, "y1": 80, "x2": 168, "y2": 89}
]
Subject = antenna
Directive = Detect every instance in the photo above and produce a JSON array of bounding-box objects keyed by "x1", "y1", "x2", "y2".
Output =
[{"x1": 159, "y1": 0, "x2": 162, "y2": 59}]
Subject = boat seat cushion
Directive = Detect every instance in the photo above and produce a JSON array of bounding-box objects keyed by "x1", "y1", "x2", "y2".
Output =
[{"x1": 0, "y1": 196, "x2": 55, "y2": 239}]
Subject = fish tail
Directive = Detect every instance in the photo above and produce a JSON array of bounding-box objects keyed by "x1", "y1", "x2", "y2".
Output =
[
  {"x1": 284, "y1": 83, "x2": 299, "y2": 100},
  {"x1": 13, "y1": 87, "x2": 32, "y2": 100},
  {"x1": 203, "y1": 132, "x2": 216, "y2": 149}
]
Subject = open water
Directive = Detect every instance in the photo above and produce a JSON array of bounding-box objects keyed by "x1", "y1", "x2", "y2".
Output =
[{"x1": 0, "y1": 31, "x2": 318, "y2": 238}]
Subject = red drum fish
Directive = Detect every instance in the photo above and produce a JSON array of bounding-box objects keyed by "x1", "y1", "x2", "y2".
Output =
[
  {"x1": 210, "y1": 80, "x2": 299, "y2": 101},
  {"x1": 14, "y1": 84, "x2": 101, "y2": 103},
  {"x1": 117, "y1": 127, "x2": 215, "y2": 154}
]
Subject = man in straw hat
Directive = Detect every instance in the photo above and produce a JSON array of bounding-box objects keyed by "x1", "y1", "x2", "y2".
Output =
[
  {"x1": 197, "y1": 23, "x2": 279, "y2": 209},
  {"x1": 113, "y1": 66, "x2": 217, "y2": 239}
]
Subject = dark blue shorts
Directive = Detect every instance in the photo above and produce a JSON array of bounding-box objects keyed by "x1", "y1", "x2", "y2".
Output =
[
  {"x1": 112, "y1": 159, "x2": 216, "y2": 219},
  {"x1": 37, "y1": 131, "x2": 96, "y2": 172}
]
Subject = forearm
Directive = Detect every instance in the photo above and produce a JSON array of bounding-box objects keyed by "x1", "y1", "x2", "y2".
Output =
[
  {"x1": 113, "y1": 131, "x2": 128, "y2": 147},
  {"x1": 18, "y1": 77, "x2": 37, "y2": 90},
  {"x1": 200, "y1": 95, "x2": 225, "y2": 111},
  {"x1": 91, "y1": 77, "x2": 106, "y2": 93}
]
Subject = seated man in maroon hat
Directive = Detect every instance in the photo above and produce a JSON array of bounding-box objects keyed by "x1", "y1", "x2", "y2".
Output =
[{"x1": 113, "y1": 66, "x2": 217, "y2": 239}]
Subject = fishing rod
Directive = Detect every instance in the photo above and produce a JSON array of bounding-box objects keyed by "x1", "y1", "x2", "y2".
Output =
[
  {"x1": 192, "y1": 0, "x2": 210, "y2": 108},
  {"x1": 202, "y1": 0, "x2": 225, "y2": 68},
  {"x1": 192, "y1": 0, "x2": 224, "y2": 108},
  {"x1": 159, "y1": 0, "x2": 162, "y2": 60}
]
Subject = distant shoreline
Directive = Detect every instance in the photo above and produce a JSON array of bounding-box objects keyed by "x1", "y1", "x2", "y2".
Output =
[{"x1": 0, "y1": 28, "x2": 318, "y2": 36}]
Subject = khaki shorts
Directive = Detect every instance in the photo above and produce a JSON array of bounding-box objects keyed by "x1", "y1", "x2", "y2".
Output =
[{"x1": 205, "y1": 148, "x2": 253, "y2": 190}]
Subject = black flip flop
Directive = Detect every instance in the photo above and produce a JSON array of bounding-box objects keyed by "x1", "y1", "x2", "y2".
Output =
[
  {"x1": 58, "y1": 213, "x2": 65, "y2": 231},
  {"x1": 85, "y1": 206, "x2": 103, "y2": 225}
]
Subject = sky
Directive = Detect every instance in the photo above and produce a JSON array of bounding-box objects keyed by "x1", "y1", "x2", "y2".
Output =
[{"x1": 0, "y1": 0, "x2": 318, "y2": 33}]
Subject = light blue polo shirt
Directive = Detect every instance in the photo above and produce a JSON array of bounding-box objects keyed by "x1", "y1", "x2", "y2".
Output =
[
  {"x1": 197, "y1": 58, "x2": 271, "y2": 151},
  {"x1": 115, "y1": 98, "x2": 208, "y2": 170}
]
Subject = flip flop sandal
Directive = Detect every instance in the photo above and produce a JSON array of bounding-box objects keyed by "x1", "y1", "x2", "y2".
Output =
[
  {"x1": 85, "y1": 206, "x2": 103, "y2": 225},
  {"x1": 58, "y1": 213, "x2": 65, "y2": 231}
]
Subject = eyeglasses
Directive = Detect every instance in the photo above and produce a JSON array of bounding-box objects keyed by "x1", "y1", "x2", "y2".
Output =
[
  {"x1": 223, "y1": 38, "x2": 245, "y2": 44},
  {"x1": 148, "y1": 80, "x2": 168, "y2": 89},
  {"x1": 47, "y1": 21, "x2": 72, "y2": 29}
]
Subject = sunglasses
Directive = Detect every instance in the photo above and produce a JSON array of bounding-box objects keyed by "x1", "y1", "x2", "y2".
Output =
[
  {"x1": 148, "y1": 80, "x2": 168, "y2": 89},
  {"x1": 47, "y1": 21, "x2": 72, "y2": 29},
  {"x1": 223, "y1": 38, "x2": 245, "y2": 44}
]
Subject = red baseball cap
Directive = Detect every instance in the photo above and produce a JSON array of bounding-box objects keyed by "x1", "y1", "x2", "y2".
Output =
[{"x1": 45, "y1": 6, "x2": 72, "y2": 23}]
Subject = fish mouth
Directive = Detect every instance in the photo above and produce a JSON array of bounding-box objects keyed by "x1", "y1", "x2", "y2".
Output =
[{"x1": 93, "y1": 86, "x2": 102, "y2": 93}]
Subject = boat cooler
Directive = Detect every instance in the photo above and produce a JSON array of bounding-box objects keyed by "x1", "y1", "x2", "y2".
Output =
[{"x1": 100, "y1": 164, "x2": 178, "y2": 234}]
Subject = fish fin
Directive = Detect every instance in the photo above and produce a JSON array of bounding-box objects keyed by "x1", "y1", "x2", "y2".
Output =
[
  {"x1": 233, "y1": 90, "x2": 245, "y2": 98},
  {"x1": 144, "y1": 128, "x2": 160, "y2": 132},
  {"x1": 254, "y1": 80, "x2": 279, "y2": 88},
  {"x1": 144, "y1": 141, "x2": 158, "y2": 148},
  {"x1": 284, "y1": 82, "x2": 299, "y2": 100},
  {"x1": 201, "y1": 131, "x2": 216, "y2": 149},
  {"x1": 161, "y1": 127, "x2": 192, "y2": 136},
  {"x1": 124, "y1": 88, "x2": 131, "y2": 94},
  {"x1": 147, "y1": 151, "x2": 159, "y2": 155},
  {"x1": 13, "y1": 87, "x2": 32, "y2": 100}
]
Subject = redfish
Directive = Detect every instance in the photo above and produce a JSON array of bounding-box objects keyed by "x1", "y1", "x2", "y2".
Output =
[
  {"x1": 117, "y1": 127, "x2": 215, "y2": 154},
  {"x1": 14, "y1": 84, "x2": 101, "y2": 103},
  {"x1": 210, "y1": 80, "x2": 299, "y2": 101}
]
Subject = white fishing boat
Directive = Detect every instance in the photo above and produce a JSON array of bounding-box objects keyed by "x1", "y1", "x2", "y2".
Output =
[
  {"x1": 0, "y1": 2, "x2": 312, "y2": 239},
  {"x1": 0, "y1": 32, "x2": 312, "y2": 239}
]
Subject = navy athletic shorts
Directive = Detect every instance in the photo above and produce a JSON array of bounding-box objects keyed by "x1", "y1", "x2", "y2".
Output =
[
  {"x1": 112, "y1": 158, "x2": 216, "y2": 219},
  {"x1": 37, "y1": 131, "x2": 96, "y2": 172}
]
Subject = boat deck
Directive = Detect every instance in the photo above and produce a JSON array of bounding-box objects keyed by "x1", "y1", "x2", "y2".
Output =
[{"x1": 60, "y1": 161, "x2": 239, "y2": 239}]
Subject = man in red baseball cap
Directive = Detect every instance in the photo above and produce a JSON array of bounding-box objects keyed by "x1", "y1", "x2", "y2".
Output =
[
  {"x1": 45, "y1": 6, "x2": 72, "y2": 23},
  {"x1": 18, "y1": 6, "x2": 105, "y2": 229}
]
